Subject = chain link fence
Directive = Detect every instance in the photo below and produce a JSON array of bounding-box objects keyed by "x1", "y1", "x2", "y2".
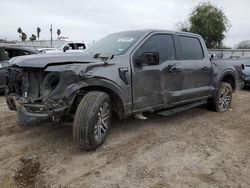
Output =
[
  {"x1": 208, "y1": 49, "x2": 250, "y2": 58},
  {"x1": 0, "y1": 40, "x2": 67, "y2": 50}
]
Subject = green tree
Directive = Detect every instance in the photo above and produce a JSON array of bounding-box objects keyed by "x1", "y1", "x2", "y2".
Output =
[
  {"x1": 179, "y1": 2, "x2": 230, "y2": 48},
  {"x1": 57, "y1": 29, "x2": 61, "y2": 39},
  {"x1": 36, "y1": 27, "x2": 41, "y2": 40},
  {"x1": 21, "y1": 32, "x2": 27, "y2": 41},
  {"x1": 29, "y1": 34, "x2": 37, "y2": 41}
]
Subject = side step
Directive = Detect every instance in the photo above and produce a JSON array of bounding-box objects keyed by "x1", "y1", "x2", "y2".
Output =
[{"x1": 157, "y1": 100, "x2": 207, "y2": 117}]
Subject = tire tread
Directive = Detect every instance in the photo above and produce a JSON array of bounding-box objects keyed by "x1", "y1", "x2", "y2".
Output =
[{"x1": 73, "y1": 91, "x2": 110, "y2": 150}]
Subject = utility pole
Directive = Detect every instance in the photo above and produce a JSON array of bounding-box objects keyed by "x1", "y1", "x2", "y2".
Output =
[{"x1": 50, "y1": 24, "x2": 53, "y2": 46}]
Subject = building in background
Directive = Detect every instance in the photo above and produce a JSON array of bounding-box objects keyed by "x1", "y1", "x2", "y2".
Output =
[{"x1": 14, "y1": 39, "x2": 69, "y2": 49}]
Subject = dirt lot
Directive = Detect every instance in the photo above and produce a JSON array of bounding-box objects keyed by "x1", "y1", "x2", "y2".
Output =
[{"x1": 0, "y1": 90, "x2": 249, "y2": 188}]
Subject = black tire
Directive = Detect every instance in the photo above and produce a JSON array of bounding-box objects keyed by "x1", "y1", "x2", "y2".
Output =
[
  {"x1": 208, "y1": 82, "x2": 233, "y2": 112},
  {"x1": 73, "y1": 91, "x2": 112, "y2": 150}
]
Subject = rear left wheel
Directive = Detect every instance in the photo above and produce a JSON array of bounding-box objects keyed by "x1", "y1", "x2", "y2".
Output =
[{"x1": 208, "y1": 82, "x2": 233, "y2": 112}]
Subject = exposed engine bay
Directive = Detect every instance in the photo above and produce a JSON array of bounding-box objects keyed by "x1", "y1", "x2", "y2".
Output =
[{"x1": 6, "y1": 67, "x2": 81, "y2": 124}]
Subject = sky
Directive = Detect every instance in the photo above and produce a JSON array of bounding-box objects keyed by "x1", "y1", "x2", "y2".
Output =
[{"x1": 0, "y1": 0, "x2": 249, "y2": 47}]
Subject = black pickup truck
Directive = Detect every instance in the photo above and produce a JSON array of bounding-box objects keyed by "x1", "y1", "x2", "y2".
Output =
[{"x1": 5, "y1": 30, "x2": 243, "y2": 150}]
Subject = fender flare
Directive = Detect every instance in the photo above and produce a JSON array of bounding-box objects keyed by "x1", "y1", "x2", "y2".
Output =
[
  {"x1": 62, "y1": 80, "x2": 129, "y2": 118},
  {"x1": 217, "y1": 68, "x2": 236, "y2": 90}
]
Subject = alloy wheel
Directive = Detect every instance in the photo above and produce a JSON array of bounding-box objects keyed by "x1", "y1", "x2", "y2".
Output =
[
  {"x1": 218, "y1": 87, "x2": 231, "y2": 111},
  {"x1": 94, "y1": 102, "x2": 110, "y2": 142}
]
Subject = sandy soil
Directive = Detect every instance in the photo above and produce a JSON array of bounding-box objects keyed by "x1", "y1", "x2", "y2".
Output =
[{"x1": 0, "y1": 90, "x2": 249, "y2": 188}]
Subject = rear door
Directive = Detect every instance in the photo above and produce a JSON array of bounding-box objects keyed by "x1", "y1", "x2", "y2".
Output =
[{"x1": 177, "y1": 35, "x2": 212, "y2": 101}]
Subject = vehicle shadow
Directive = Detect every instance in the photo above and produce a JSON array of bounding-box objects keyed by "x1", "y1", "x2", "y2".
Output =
[
  {"x1": 243, "y1": 85, "x2": 250, "y2": 91},
  {"x1": 12, "y1": 104, "x2": 209, "y2": 154},
  {"x1": 111, "y1": 105, "x2": 209, "y2": 131}
]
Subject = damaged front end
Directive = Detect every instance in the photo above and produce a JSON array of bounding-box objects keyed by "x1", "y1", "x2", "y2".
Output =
[{"x1": 6, "y1": 67, "x2": 81, "y2": 125}]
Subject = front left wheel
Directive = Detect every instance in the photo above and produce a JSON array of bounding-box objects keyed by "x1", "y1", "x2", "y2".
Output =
[{"x1": 73, "y1": 91, "x2": 112, "y2": 150}]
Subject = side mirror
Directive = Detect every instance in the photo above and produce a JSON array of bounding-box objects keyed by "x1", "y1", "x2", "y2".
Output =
[
  {"x1": 136, "y1": 52, "x2": 159, "y2": 66},
  {"x1": 63, "y1": 45, "x2": 70, "y2": 52}
]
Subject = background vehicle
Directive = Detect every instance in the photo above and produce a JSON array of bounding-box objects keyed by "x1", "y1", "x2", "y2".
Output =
[
  {"x1": 243, "y1": 67, "x2": 250, "y2": 87},
  {"x1": 242, "y1": 62, "x2": 250, "y2": 87},
  {"x1": 0, "y1": 46, "x2": 39, "y2": 92},
  {"x1": 6, "y1": 30, "x2": 243, "y2": 150},
  {"x1": 38, "y1": 42, "x2": 86, "y2": 53}
]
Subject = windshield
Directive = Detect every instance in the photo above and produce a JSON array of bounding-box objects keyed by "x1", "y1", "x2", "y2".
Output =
[{"x1": 83, "y1": 31, "x2": 145, "y2": 57}]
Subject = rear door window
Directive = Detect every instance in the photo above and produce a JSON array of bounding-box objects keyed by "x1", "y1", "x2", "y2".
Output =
[{"x1": 179, "y1": 36, "x2": 204, "y2": 60}]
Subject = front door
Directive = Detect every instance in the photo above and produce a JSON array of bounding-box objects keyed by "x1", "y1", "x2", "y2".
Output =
[{"x1": 131, "y1": 33, "x2": 184, "y2": 112}]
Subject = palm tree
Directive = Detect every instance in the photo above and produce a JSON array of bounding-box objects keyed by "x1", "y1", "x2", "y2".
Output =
[
  {"x1": 29, "y1": 34, "x2": 36, "y2": 41},
  {"x1": 17, "y1": 27, "x2": 22, "y2": 40},
  {"x1": 36, "y1": 27, "x2": 41, "y2": 40},
  {"x1": 57, "y1": 29, "x2": 61, "y2": 39},
  {"x1": 21, "y1": 32, "x2": 27, "y2": 41}
]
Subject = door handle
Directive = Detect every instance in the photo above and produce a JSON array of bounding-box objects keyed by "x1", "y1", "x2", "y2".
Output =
[{"x1": 202, "y1": 66, "x2": 209, "y2": 71}]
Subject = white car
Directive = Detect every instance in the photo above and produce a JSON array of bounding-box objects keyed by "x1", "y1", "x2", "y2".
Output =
[{"x1": 38, "y1": 42, "x2": 86, "y2": 53}]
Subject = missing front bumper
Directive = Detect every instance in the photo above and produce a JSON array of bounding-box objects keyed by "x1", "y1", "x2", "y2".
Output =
[{"x1": 6, "y1": 96, "x2": 67, "y2": 125}]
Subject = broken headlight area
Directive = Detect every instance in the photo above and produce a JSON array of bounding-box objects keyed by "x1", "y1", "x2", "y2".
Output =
[
  {"x1": 6, "y1": 67, "x2": 82, "y2": 125},
  {"x1": 41, "y1": 71, "x2": 80, "y2": 101},
  {"x1": 6, "y1": 67, "x2": 79, "y2": 113},
  {"x1": 42, "y1": 72, "x2": 60, "y2": 99},
  {"x1": 7, "y1": 68, "x2": 77, "y2": 100},
  {"x1": 6, "y1": 68, "x2": 23, "y2": 96},
  {"x1": 6, "y1": 67, "x2": 44, "y2": 99}
]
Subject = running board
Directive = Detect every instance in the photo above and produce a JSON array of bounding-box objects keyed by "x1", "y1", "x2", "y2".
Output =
[{"x1": 157, "y1": 100, "x2": 207, "y2": 117}]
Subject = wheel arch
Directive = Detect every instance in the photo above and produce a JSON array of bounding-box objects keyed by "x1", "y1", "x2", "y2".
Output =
[
  {"x1": 218, "y1": 70, "x2": 236, "y2": 91},
  {"x1": 68, "y1": 84, "x2": 126, "y2": 119},
  {"x1": 83, "y1": 85, "x2": 125, "y2": 118}
]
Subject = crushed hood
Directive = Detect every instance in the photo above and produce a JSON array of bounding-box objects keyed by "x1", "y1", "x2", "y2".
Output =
[{"x1": 9, "y1": 52, "x2": 101, "y2": 68}]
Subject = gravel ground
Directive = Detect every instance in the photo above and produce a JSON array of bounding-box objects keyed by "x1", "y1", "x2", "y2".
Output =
[{"x1": 0, "y1": 90, "x2": 249, "y2": 188}]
